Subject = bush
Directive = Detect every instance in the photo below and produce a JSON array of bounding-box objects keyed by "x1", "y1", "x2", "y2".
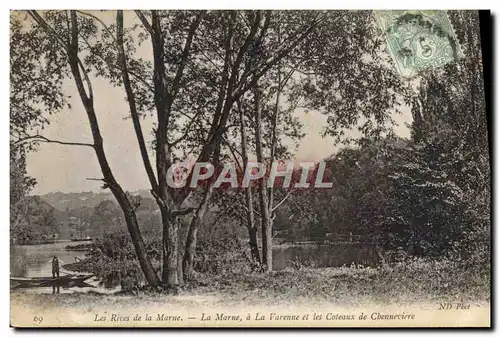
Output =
[
  {"x1": 65, "y1": 231, "x2": 162, "y2": 287},
  {"x1": 194, "y1": 219, "x2": 251, "y2": 275},
  {"x1": 10, "y1": 245, "x2": 28, "y2": 277}
]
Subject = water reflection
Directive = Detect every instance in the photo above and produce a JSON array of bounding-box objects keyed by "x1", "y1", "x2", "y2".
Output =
[
  {"x1": 99, "y1": 272, "x2": 115, "y2": 288},
  {"x1": 273, "y1": 243, "x2": 379, "y2": 270},
  {"x1": 10, "y1": 241, "x2": 86, "y2": 278},
  {"x1": 11, "y1": 241, "x2": 379, "y2": 293},
  {"x1": 10, "y1": 241, "x2": 120, "y2": 294}
]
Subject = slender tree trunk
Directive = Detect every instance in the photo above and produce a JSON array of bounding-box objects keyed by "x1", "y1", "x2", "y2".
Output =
[
  {"x1": 248, "y1": 225, "x2": 260, "y2": 266},
  {"x1": 268, "y1": 14, "x2": 281, "y2": 219},
  {"x1": 177, "y1": 237, "x2": 184, "y2": 285},
  {"x1": 182, "y1": 185, "x2": 213, "y2": 281},
  {"x1": 112, "y1": 187, "x2": 160, "y2": 286},
  {"x1": 246, "y1": 187, "x2": 261, "y2": 266},
  {"x1": 253, "y1": 77, "x2": 273, "y2": 272},
  {"x1": 180, "y1": 12, "x2": 262, "y2": 279},
  {"x1": 238, "y1": 102, "x2": 261, "y2": 265},
  {"x1": 149, "y1": 12, "x2": 180, "y2": 288},
  {"x1": 151, "y1": 11, "x2": 203, "y2": 287},
  {"x1": 267, "y1": 45, "x2": 282, "y2": 255},
  {"x1": 57, "y1": 11, "x2": 161, "y2": 286},
  {"x1": 160, "y1": 208, "x2": 180, "y2": 291},
  {"x1": 179, "y1": 12, "x2": 250, "y2": 278}
]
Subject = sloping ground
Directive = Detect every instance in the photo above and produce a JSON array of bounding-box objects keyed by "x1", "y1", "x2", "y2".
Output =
[
  {"x1": 12, "y1": 261, "x2": 489, "y2": 309},
  {"x1": 193, "y1": 262, "x2": 490, "y2": 306}
]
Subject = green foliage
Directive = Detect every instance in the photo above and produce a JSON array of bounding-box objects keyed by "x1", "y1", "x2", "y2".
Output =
[
  {"x1": 10, "y1": 145, "x2": 37, "y2": 231},
  {"x1": 201, "y1": 257, "x2": 489, "y2": 304},
  {"x1": 383, "y1": 131, "x2": 477, "y2": 255},
  {"x1": 10, "y1": 245, "x2": 28, "y2": 277},
  {"x1": 10, "y1": 12, "x2": 70, "y2": 138},
  {"x1": 288, "y1": 11, "x2": 411, "y2": 145},
  {"x1": 379, "y1": 11, "x2": 489, "y2": 258},
  {"x1": 276, "y1": 124, "x2": 489, "y2": 260},
  {"x1": 273, "y1": 12, "x2": 489, "y2": 261},
  {"x1": 66, "y1": 231, "x2": 162, "y2": 286},
  {"x1": 194, "y1": 212, "x2": 250, "y2": 274},
  {"x1": 11, "y1": 196, "x2": 58, "y2": 244},
  {"x1": 88, "y1": 200, "x2": 123, "y2": 236}
]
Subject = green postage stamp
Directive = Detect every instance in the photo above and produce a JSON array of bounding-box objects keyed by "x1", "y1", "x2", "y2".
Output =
[{"x1": 374, "y1": 10, "x2": 464, "y2": 78}]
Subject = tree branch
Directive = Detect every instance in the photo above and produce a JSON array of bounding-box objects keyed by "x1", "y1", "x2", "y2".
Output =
[
  {"x1": 234, "y1": 14, "x2": 326, "y2": 98},
  {"x1": 79, "y1": 33, "x2": 154, "y2": 93},
  {"x1": 134, "y1": 10, "x2": 153, "y2": 35},
  {"x1": 171, "y1": 207, "x2": 196, "y2": 217},
  {"x1": 202, "y1": 11, "x2": 261, "y2": 165},
  {"x1": 170, "y1": 11, "x2": 205, "y2": 101},
  {"x1": 223, "y1": 138, "x2": 243, "y2": 173},
  {"x1": 168, "y1": 110, "x2": 204, "y2": 147},
  {"x1": 76, "y1": 10, "x2": 117, "y2": 45},
  {"x1": 192, "y1": 11, "x2": 235, "y2": 166},
  {"x1": 255, "y1": 15, "x2": 326, "y2": 79},
  {"x1": 239, "y1": 200, "x2": 262, "y2": 218},
  {"x1": 117, "y1": 10, "x2": 159, "y2": 194},
  {"x1": 15, "y1": 135, "x2": 94, "y2": 148},
  {"x1": 272, "y1": 189, "x2": 295, "y2": 212},
  {"x1": 28, "y1": 10, "x2": 94, "y2": 103},
  {"x1": 150, "y1": 189, "x2": 166, "y2": 208}
]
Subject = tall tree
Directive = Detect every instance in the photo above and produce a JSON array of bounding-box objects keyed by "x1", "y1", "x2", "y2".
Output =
[
  {"x1": 179, "y1": 10, "x2": 329, "y2": 279},
  {"x1": 13, "y1": 10, "x2": 161, "y2": 286},
  {"x1": 240, "y1": 10, "x2": 408, "y2": 271},
  {"x1": 404, "y1": 11, "x2": 489, "y2": 255}
]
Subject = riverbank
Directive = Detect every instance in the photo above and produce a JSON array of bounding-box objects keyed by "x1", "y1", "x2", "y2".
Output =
[
  {"x1": 10, "y1": 264, "x2": 491, "y2": 327},
  {"x1": 11, "y1": 249, "x2": 490, "y2": 327},
  {"x1": 12, "y1": 260, "x2": 490, "y2": 307}
]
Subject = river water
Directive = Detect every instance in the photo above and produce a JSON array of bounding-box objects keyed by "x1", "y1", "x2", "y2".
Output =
[
  {"x1": 11, "y1": 240, "x2": 378, "y2": 294},
  {"x1": 10, "y1": 241, "x2": 119, "y2": 294}
]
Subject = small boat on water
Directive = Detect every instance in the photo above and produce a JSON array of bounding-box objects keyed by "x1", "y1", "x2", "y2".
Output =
[
  {"x1": 70, "y1": 236, "x2": 93, "y2": 242},
  {"x1": 10, "y1": 274, "x2": 94, "y2": 290},
  {"x1": 15, "y1": 239, "x2": 58, "y2": 245}
]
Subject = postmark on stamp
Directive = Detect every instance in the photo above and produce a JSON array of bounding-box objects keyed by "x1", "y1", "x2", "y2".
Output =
[{"x1": 374, "y1": 10, "x2": 463, "y2": 78}]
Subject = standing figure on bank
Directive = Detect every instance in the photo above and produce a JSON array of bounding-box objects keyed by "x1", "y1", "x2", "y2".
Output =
[
  {"x1": 52, "y1": 256, "x2": 61, "y2": 278},
  {"x1": 51, "y1": 256, "x2": 63, "y2": 294}
]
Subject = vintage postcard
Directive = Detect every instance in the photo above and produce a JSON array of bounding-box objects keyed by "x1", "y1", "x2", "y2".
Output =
[{"x1": 9, "y1": 10, "x2": 490, "y2": 328}]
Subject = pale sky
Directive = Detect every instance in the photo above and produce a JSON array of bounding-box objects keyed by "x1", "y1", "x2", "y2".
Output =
[{"x1": 21, "y1": 11, "x2": 412, "y2": 195}]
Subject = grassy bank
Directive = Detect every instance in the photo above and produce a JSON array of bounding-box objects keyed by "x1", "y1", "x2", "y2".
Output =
[
  {"x1": 11, "y1": 258, "x2": 490, "y2": 310},
  {"x1": 193, "y1": 259, "x2": 490, "y2": 306}
]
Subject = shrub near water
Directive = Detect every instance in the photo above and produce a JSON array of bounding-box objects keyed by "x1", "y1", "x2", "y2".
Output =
[
  {"x1": 10, "y1": 245, "x2": 28, "y2": 277},
  {"x1": 65, "y1": 232, "x2": 159, "y2": 289}
]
